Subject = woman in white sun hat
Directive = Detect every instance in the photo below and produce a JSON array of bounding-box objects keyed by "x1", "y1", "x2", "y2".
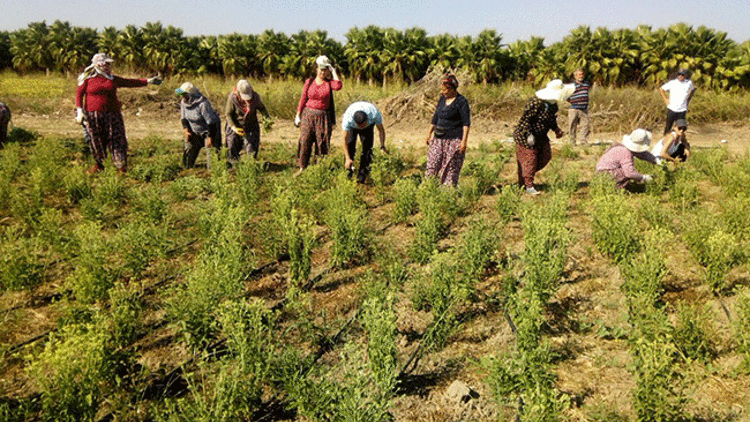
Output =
[
  {"x1": 513, "y1": 79, "x2": 574, "y2": 194},
  {"x1": 596, "y1": 128, "x2": 658, "y2": 188},
  {"x1": 225, "y1": 79, "x2": 270, "y2": 166},
  {"x1": 295, "y1": 55, "x2": 342, "y2": 171}
]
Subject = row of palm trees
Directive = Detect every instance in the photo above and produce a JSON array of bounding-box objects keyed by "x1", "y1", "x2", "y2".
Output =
[{"x1": 2, "y1": 20, "x2": 750, "y2": 89}]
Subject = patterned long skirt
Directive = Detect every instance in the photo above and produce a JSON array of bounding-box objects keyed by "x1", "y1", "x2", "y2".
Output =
[
  {"x1": 516, "y1": 141, "x2": 551, "y2": 188},
  {"x1": 83, "y1": 111, "x2": 128, "y2": 170},
  {"x1": 298, "y1": 108, "x2": 331, "y2": 169},
  {"x1": 425, "y1": 137, "x2": 465, "y2": 186}
]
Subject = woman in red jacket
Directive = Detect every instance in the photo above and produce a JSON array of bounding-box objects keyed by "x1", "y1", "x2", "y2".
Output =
[
  {"x1": 294, "y1": 55, "x2": 342, "y2": 171},
  {"x1": 75, "y1": 53, "x2": 161, "y2": 173}
]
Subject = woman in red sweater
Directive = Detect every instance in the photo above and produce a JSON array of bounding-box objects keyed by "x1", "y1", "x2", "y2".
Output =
[
  {"x1": 294, "y1": 55, "x2": 342, "y2": 171},
  {"x1": 75, "y1": 53, "x2": 161, "y2": 173}
]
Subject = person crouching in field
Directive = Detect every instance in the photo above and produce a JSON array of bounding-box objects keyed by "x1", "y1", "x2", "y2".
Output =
[
  {"x1": 175, "y1": 82, "x2": 221, "y2": 169},
  {"x1": 225, "y1": 80, "x2": 270, "y2": 167},
  {"x1": 0, "y1": 102, "x2": 10, "y2": 147},
  {"x1": 513, "y1": 79, "x2": 573, "y2": 195},
  {"x1": 341, "y1": 101, "x2": 387, "y2": 183},
  {"x1": 424, "y1": 74, "x2": 471, "y2": 187},
  {"x1": 596, "y1": 128, "x2": 658, "y2": 188},
  {"x1": 651, "y1": 118, "x2": 690, "y2": 165},
  {"x1": 76, "y1": 53, "x2": 162, "y2": 174}
]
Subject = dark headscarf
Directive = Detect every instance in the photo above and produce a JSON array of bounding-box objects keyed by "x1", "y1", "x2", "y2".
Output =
[{"x1": 442, "y1": 74, "x2": 459, "y2": 90}]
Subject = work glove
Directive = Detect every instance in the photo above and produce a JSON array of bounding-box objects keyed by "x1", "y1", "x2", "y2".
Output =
[
  {"x1": 75, "y1": 108, "x2": 85, "y2": 124},
  {"x1": 232, "y1": 126, "x2": 246, "y2": 136},
  {"x1": 642, "y1": 174, "x2": 653, "y2": 183},
  {"x1": 147, "y1": 75, "x2": 163, "y2": 85},
  {"x1": 294, "y1": 115, "x2": 301, "y2": 127}
]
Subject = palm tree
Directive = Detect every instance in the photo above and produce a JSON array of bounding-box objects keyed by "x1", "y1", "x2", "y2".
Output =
[
  {"x1": 48, "y1": 20, "x2": 98, "y2": 75},
  {"x1": 0, "y1": 31, "x2": 12, "y2": 70},
  {"x1": 218, "y1": 33, "x2": 256, "y2": 78},
  {"x1": 344, "y1": 25, "x2": 384, "y2": 85},
  {"x1": 427, "y1": 33, "x2": 460, "y2": 71},
  {"x1": 470, "y1": 29, "x2": 506, "y2": 84},
  {"x1": 97, "y1": 26, "x2": 120, "y2": 56},
  {"x1": 380, "y1": 27, "x2": 429, "y2": 86},
  {"x1": 115, "y1": 25, "x2": 144, "y2": 71},
  {"x1": 141, "y1": 22, "x2": 185, "y2": 76},
  {"x1": 256, "y1": 29, "x2": 289, "y2": 80},
  {"x1": 10, "y1": 21, "x2": 53, "y2": 74}
]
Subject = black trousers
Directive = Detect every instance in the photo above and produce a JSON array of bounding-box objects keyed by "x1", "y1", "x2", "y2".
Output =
[
  {"x1": 664, "y1": 109, "x2": 686, "y2": 135},
  {"x1": 184, "y1": 123, "x2": 222, "y2": 168},
  {"x1": 346, "y1": 124, "x2": 374, "y2": 183}
]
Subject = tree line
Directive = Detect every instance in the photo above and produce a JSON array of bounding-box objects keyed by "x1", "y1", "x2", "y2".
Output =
[{"x1": 2, "y1": 20, "x2": 750, "y2": 89}]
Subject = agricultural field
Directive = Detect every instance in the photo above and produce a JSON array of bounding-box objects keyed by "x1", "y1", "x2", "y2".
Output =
[{"x1": 1, "y1": 74, "x2": 750, "y2": 422}]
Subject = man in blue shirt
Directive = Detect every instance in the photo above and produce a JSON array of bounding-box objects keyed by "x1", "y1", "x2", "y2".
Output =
[{"x1": 341, "y1": 101, "x2": 387, "y2": 183}]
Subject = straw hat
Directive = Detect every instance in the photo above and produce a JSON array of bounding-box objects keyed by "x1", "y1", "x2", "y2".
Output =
[
  {"x1": 535, "y1": 79, "x2": 575, "y2": 102},
  {"x1": 622, "y1": 129, "x2": 653, "y2": 153},
  {"x1": 237, "y1": 80, "x2": 253, "y2": 101}
]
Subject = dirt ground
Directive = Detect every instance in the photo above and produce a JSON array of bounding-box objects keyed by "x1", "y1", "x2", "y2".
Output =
[{"x1": 11, "y1": 110, "x2": 750, "y2": 157}]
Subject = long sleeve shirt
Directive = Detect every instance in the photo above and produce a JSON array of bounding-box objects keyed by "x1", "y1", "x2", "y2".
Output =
[
  {"x1": 76, "y1": 74, "x2": 147, "y2": 112},
  {"x1": 513, "y1": 97, "x2": 560, "y2": 148},
  {"x1": 430, "y1": 94, "x2": 471, "y2": 140},
  {"x1": 596, "y1": 144, "x2": 656, "y2": 182},
  {"x1": 225, "y1": 92, "x2": 268, "y2": 131},
  {"x1": 296, "y1": 78, "x2": 342, "y2": 114}
]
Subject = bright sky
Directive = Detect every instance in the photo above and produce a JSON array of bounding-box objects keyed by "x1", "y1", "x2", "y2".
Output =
[{"x1": 3, "y1": 0, "x2": 749, "y2": 45}]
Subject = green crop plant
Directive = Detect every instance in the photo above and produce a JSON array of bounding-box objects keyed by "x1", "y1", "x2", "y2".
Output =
[
  {"x1": 168, "y1": 200, "x2": 250, "y2": 350},
  {"x1": 457, "y1": 218, "x2": 498, "y2": 282},
  {"x1": 735, "y1": 290, "x2": 750, "y2": 368},
  {"x1": 169, "y1": 174, "x2": 210, "y2": 201},
  {"x1": 26, "y1": 323, "x2": 116, "y2": 422},
  {"x1": 590, "y1": 192, "x2": 640, "y2": 265},
  {"x1": 370, "y1": 149, "x2": 406, "y2": 190},
  {"x1": 673, "y1": 302, "x2": 716, "y2": 363},
  {"x1": 588, "y1": 171, "x2": 619, "y2": 199},
  {"x1": 233, "y1": 159, "x2": 265, "y2": 211},
  {"x1": 287, "y1": 209, "x2": 317, "y2": 286},
  {"x1": 132, "y1": 185, "x2": 169, "y2": 224},
  {"x1": 496, "y1": 184, "x2": 522, "y2": 224},
  {"x1": 720, "y1": 194, "x2": 750, "y2": 242},
  {"x1": 361, "y1": 293, "x2": 399, "y2": 398},
  {"x1": 637, "y1": 195, "x2": 673, "y2": 231},
  {"x1": 105, "y1": 281, "x2": 144, "y2": 348},
  {"x1": 460, "y1": 160, "x2": 497, "y2": 203},
  {"x1": 67, "y1": 221, "x2": 120, "y2": 303},
  {"x1": 668, "y1": 166, "x2": 700, "y2": 210},
  {"x1": 392, "y1": 176, "x2": 419, "y2": 223},
  {"x1": 630, "y1": 339, "x2": 687, "y2": 422},
  {"x1": 409, "y1": 177, "x2": 460, "y2": 264},
  {"x1": 217, "y1": 300, "x2": 277, "y2": 405},
  {"x1": 62, "y1": 167, "x2": 93, "y2": 205},
  {"x1": 0, "y1": 224, "x2": 43, "y2": 291},
  {"x1": 115, "y1": 219, "x2": 169, "y2": 279},
  {"x1": 690, "y1": 146, "x2": 728, "y2": 185},
  {"x1": 683, "y1": 212, "x2": 742, "y2": 293},
  {"x1": 161, "y1": 360, "x2": 257, "y2": 422},
  {"x1": 322, "y1": 173, "x2": 368, "y2": 268},
  {"x1": 521, "y1": 195, "x2": 570, "y2": 302},
  {"x1": 620, "y1": 229, "x2": 669, "y2": 309}
]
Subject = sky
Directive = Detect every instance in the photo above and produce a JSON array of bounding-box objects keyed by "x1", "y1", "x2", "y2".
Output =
[{"x1": 2, "y1": 0, "x2": 750, "y2": 45}]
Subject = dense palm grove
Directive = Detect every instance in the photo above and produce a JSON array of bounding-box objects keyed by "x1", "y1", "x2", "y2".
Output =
[{"x1": 2, "y1": 20, "x2": 750, "y2": 89}]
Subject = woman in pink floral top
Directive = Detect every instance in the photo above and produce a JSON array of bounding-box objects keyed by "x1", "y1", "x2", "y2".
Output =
[{"x1": 596, "y1": 129, "x2": 658, "y2": 188}]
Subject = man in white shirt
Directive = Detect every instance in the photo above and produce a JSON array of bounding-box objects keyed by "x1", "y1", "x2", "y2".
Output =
[
  {"x1": 341, "y1": 101, "x2": 387, "y2": 183},
  {"x1": 659, "y1": 68, "x2": 696, "y2": 135}
]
